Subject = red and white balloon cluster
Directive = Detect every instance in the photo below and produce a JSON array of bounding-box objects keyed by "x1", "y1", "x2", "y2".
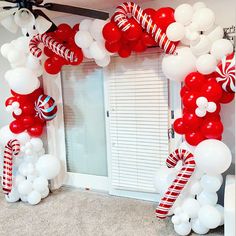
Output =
[{"x1": 0, "y1": 128, "x2": 60, "y2": 205}]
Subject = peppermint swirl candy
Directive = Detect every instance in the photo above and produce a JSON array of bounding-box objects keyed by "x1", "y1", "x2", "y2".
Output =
[{"x1": 216, "y1": 52, "x2": 235, "y2": 93}]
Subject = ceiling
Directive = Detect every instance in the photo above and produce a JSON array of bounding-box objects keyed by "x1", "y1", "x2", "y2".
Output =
[{"x1": 0, "y1": 0, "x2": 153, "y2": 18}]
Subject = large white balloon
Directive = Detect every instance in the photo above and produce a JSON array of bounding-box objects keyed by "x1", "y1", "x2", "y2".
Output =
[
  {"x1": 5, "y1": 67, "x2": 40, "y2": 95},
  {"x1": 162, "y1": 47, "x2": 196, "y2": 81},
  {"x1": 210, "y1": 39, "x2": 234, "y2": 60},
  {"x1": 79, "y1": 19, "x2": 93, "y2": 31},
  {"x1": 194, "y1": 139, "x2": 232, "y2": 175},
  {"x1": 166, "y1": 22, "x2": 185, "y2": 42},
  {"x1": 27, "y1": 190, "x2": 41, "y2": 205},
  {"x1": 196, "y1": 54, "x2": 217, "y2": 75},
  {"x1": 74, "y1": 30, "x2": 93, "y2": 49},
  {"x1": 191, "y1": 218, "x2": 209, "y2": 234},
  {"x1": 89, "y1": 19, "x2": 107, "y2": 41},
  {"x1": 36, "y1": 154, "x2": 61, "y2": 180},
  {"x1": 205, "y1": 26, "x2": 224, "y2": 43},
  {"x1": 193, "y1": 2, "x2": 207, "y2": 12},
  {"x1": 174, "y1": 222, "x2": 192, "y2": 236},
  {"x1": 190, "y1": 35, "x2": 212, "y2": 56},
  {"x1": 198, "y1": 205, "x2": 221, "y2": 229},
  {"x1": 174, "y1": 4, "x2": 193, "y2": 25},
  {"x1": 192, "y1": 8, "x2": 215, "y2": 31},
  {"x1": 200, "y1": 174, "x2": 223, "y2": 192},
  {"x1": 182, "y1": 198, "x2": 200, "y2": 218}
]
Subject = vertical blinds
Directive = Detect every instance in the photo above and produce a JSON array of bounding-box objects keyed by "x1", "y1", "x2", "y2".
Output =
[{"x1": 106, "y1": 50, "x2": 169, "y2": 193}]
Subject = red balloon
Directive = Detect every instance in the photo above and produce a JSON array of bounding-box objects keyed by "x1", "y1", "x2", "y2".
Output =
[
  {"x1": 219, "y1": 91, "x2": 235, "y2": 104},
  {"x1": 180, "y1": 86, "x2": 190, "y2": 98},
  {"x1": 118, "y1": 44, "x2": 131, "y2": 58},
  {"x1": 20, "y1": 101, "x2": 35, "y2": 116},
  {"x1": 130, "y1": 39, "x2": 147, "y2": 53},
  {"x1": 27, "y1": 123, "x2": 44, "y2": 137},
  {"x1": 182, "y1": 91, "x2": 199, "y2": 111},
  {"x1": 142, "y1": 32, "x2": 156, "y2": 47},
  {"x1": 51, "y1": 54, "x2": 67, "y2": 66},
  {"x1": 44, "y1": 58, "x2": 62, "y2": 75},
  {"x1": 173, "y1": 118, "x2": 186, "y2": 134},
  {"x1": 72, "y1": 24, "x2": 80, "y2": 33},
  {"x1": 200, "y1": 119, "x2": 224, "y2": 139},
  {"x1": 69, "y1": 47, "x2": 83, "y2": 66},
  {"x1": 5, "y1": 97, "x2": 17, "y2": 107},
  {"x1": 9, "y1": 120, "x2": 25, "y2": 134},
  {"x1": 21, "y1": 115, "x2": 35, "y2": 129},
  {"x1": 183, "y1": 113, "x2": 203, "y2": 131},
  {"x1": 201, "y1": 81, "x2": 223, "y2": 102},
  {"x1": 185, "y1": 72, "x2": 205, "y2": 90},
  {"x1": 44, "y1": 47, "x2": 55, "y2": 57},
  {"x1": 29, "y1": 87, "x2": 44, "y2": 101},
  {"x1": 55, "y1": 24, "x2": 73, "y2": 41},
  {"x1": 102, "y1": 22, "x2": 122, "y2": 43},
  {"x1": 143, "y1": 8, "x2": 156, "y2": 18},
  {"x1": 153, "y1": 7, "x2": 175, "y2": 32},
  {"x1": 123, "y1": 18, "x2": 142, "y2": 41},
  {"x1": 105, "y1": 40, "x2": 121, "y2": 53},
  {"x1": 185, "y1": 131, "x2": 205, "y2": 146}
]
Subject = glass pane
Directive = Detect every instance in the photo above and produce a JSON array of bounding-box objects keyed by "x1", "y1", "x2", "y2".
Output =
[{"x1": 61, "y1": 62, "x2": 107, "y2": 176}]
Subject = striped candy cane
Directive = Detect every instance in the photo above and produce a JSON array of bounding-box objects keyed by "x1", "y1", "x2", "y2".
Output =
[
  {"x1": 29, "y1": 33, "x2": 78, "y2": 63},
  {"x1": 156, "y1": 149, "x2": 195, "y2": 219},
  {"x1": 113, "y1": 2, "x2": 177, "y2": 55},
  {"x1": 2, "y1": 139, "x2": 21, "y2": 195}
]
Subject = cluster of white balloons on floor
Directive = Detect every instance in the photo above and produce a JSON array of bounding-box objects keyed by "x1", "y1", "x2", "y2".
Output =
[
  {"x1": 162, "y1": 2, "x2": 234, "y2": 81},
  {"x1": 154, "y1": 139, "x2": 232, "y2": 235},
  {"x1": 74, "y1": 19, "x2": 112, "y2": 67},
  {"x1": 0, "y1": 126, "x2": 61, "y2": 205}
]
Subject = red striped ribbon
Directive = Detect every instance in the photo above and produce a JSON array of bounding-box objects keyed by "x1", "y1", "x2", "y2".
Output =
[
  {"x1": 156, "y1": 149, "x2": 195, "y2": 218},
  {"x1": 29, "y1": 33, "x2": 78, "y2": 63},
  {"x1": 113, "y1": 2, "x2": 177, "y2": 55},
  {"x1": 2, "y1": 139, "x2": 21, "y2": 195}
]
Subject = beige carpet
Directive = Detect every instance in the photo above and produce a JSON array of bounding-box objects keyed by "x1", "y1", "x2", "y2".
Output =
[{"x1": 0, "y1": 187, "x2": 223, "y2": 236}]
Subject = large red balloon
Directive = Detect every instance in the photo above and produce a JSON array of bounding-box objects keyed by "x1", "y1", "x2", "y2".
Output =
[
  {"x1": 173, "y1": 118, "x2": 186, "y2": 134},
  {"x1": 185, "y1": 131, "x2": 205, "y2": 146},
  {"x1": 9, "y1": 120, "x2": 25, "y2": 134},
  {"x1": 183, "y1": 113, "x2": 203, "y2": 131},
  {"x1": 182, "y1": 91, "x2": 199, "y2": 111},
  {"x1": 201, "y1": 119, "x2": 224, "y2": 139},
  {"x1": 201, "y1": 81, "x2": 223, "y2": 102},
  {"x1": 153, "y1": 7, "x2": 175, "y2": 32},
  {"x1": 102, "y1": 22, "x2": 122, "y2": 43},
  {"x1": 123, "y1": 18, "x2": 142, "y2": 41},
  {"x1": 185, "y1": 72, "x2": 205, "y2": 90}
]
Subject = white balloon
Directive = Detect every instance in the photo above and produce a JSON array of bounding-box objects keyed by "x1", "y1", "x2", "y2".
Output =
[
  {"x1": 197, "y1": 191, "x2": 218, "y2": 205},
  {"x1": 74, "y1": 30, "x2": 93, "y2": 49},
  {"x1": 191, "y1": 218, "x2": 209, "y2": 234},
  {"x1": 89, "y1": 19, "x2": 107, "y2": 41},
  {"x1": 210, "y1": 39, "x2": 233, "y2": 60},
  {"x1": 207, "y1": 102, "x2": 217, "y2": 113},
  {"x1": 190, "y1": 181, "x2": 202, "y2": 195},
  {"x1": 182, "y1": 198, "x2": 201, "y2": 218},
  {"x1": 196, "y1": 96, "x2": 208, "y2": 108},
  {"x1": 14, "y1": 175, "x2": 26, "y2": 186},
  {"x1": 1, "y1": 43, "x2": 12, "y2": 58},
  {"x1": 162, "y1": 47, "x2": 196, "y2": 81},
  {"x1": 5, "y1": 188, "x2": 20, "y2": 203},
  {"x1": 79, "y1": 19, "x2": 93, "y2": 31},
  {"x1": 198, "y1": 205, "x2": 221, "y2": 229},
  {"x1": 190, "y1": 35, "x2": 212, "y2": 56},
  {"x1": 36, "y1": 154, "x2": 61, "y2": 180},
  {"x1": 194, "y1": 139, "x2": 232, "y2": 175},
  {"x1": 7, "y1": 49, "x2": 25, "y2": 65},
  {"x1": 172, "y1": 215, "x2": 181, "y2": 225},
  {"x1": 0, "y1": 125, "x2": 15, "y2": 146},
  {"x1": 166, "y1": 22, "x2": 185, "y2": 42},
  {"x1": 179, "y1": 212, "x2": 189, "y2": 223},
  {"x1": 193, "y1": 2, "x2": 207, "y2": 12},
  {"x1": 196, "y1": 54, "x2": 217, "y2": 75},
  {"x1": 20, "y1": 194, "x2": 28, "y2": 202},
  {"x1": 200, "y1": 174, "x2": 222, "y2": 192},
  {"x1": 89, "y1": 41, "x2": 107, "y2": 60},
  {"x1": 19, "y1": 163, "x2": 28, "y2": 176},
  {"x1": 95, "y1": 55, "x2": 111, "y2": 67},
  {"x1": 192, "y1": 8, "x2": 215, "y2": 31},
  {"x1": 33, "y1": 176, "x2": 48, "y2": 193},
  {"x1": 30, "y1": 138, "x2": 43, "y2": 152},
  {"x1": 82, "y1": 48, "x2": 93, "y2": 59},
  {"x1": 41, "y1": 187, "x2": 49, "y2": 199},
  {"x1": 27, "y1": 190, "x2": 41, "y2": 205},
  {"x1": 14, "y1": 36, "x2": 30, "y2": 53},
  {"x1": 174, "y1": 4, "x2": 193, "y2": 26},
  {"x1": 26, "y1": 53, "x2": 41, "y2": 70},
  {"x1": 195, "y1": 107, "x2": 206, "y2": 117},
  {"x1": 5, "y1": 67, "x2": 40, "y2": 95},
  {"x1": 205, "y1": 26, "x2": 224, "y2": 43},
  {"x1": 174, "y1": 222, "x2": 192, "y2": 236},
  {"x1": 215, "y1": 204, "x2": 224, "y2": 226},
  {"x1": 174, "y1": 207, "x2": 183, "y2": 215},
  {"x1": 17, "y1": 132, "x2": 30, "y2": 145},
  {"x1": 17, "y1": 180, "x2": 33, "y2": 195}
]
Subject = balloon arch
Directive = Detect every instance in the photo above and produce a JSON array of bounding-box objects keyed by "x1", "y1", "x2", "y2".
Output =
[{"x1": 0, "y1": 2, "x2": 235, "y2": 235}]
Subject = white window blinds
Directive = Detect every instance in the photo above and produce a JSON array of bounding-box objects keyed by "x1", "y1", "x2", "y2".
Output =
[{"x1": 105, "y1": 50, "x2": 169, "y2": 193}]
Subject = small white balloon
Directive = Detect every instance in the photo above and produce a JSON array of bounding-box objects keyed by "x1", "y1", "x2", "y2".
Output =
[
  {"x1": 198, "y1": 205, "x2": 221, "y2": 229},
  {"x1": 30, "y1": 138, "x2": 43, "y2": 152},
  {"x1": 197, "y1": 191, "x2": 218, "y2": 205},
  {"x1": 174, "y1": 222, "x2": 192, "y2": 236},
  {"x1": 20, "y1": 194, "x2": 28, "y2": 202},
  {"x1": 79, "y1": 19, "x2": 93, "y2": 31},
  {"x1": 74, "y1": 30, "x2": 93, "y2": 49},
  {"x1": 95, "y1": 55, "x2": 111, "y2": 67},
  {"x1": 14, "y1": 108, "x2": 22, "y2": 116},
  {"x1": 33, "y1": 176, "x2": 48, "y2": 193},
  {"x1": 215, "y1": 204, "x2": 224, "y2": 226},
  {"x1": 191, "y1": 218, "x2": 209, "y2": 234},
  {"x1": 6, "y1": 105, "x2": 14, "y2": 112},
  {"x1": 17, "y1": 132, "x2": 30, "y2": 145},
  {"x1": 19, "y1": 163, "x2": 29, "y2": 176},
  {"x1": 172, "y1": 215, "x2": 181, "y2": 225},
  {"x1": 207, "y1": 102, "x2": 217, "y2": 113},
  {"x1": 182, "y1": 198, "x2": 201, "y2": 218},
  {"x1": 193, "y1": 2, "x2": 207, "y2": 12},
  {"x1": 210, "y1": 39, "x2": 234, "y2": 60},
  {"x1": 200, "y1": 174, "x2": 222, "y2": 192},
  {"x1": 89, "y1": 41, "x2": 107, "y2": 60},
  {"x1": 190, "y1": 35, "x2": 212, "y2": 56},
  {"x1": 206, "y1": 26, "x2": 224, "y2": 43},
  {"x1": 17, "y1": 180, "x2": 33, "y2": 195},
  {"x1": 41, "y1": 187, "x2": 50, "y2": 199},
  {"x1": 195, "y1": 107, "x2": 206, "y2": 117},
  {"x1": 1, "y1": 43, "x2": 12, "y2": 58},
  {"x1": 14, "y1": 175, "x2": 26, "y2": 186},
  {"x1": 174, "y1": 4, "x2": 194, "y2": 25},
  {"x1": 196, "y1": 54, "x2": 217, "y2": 75},
  {"x1": 166, "y1": 22, "x2": 185, "y2": 42},
  {"x1": 89, "y1": 19, "x2": 107, "y2": 41},
  {"x1": 190, "y1": 181, "x2": 203, "y2": 195},
  {"x1": 179, "y1": 212, "x2": 190, "y2": 223},
  {"x1": 27, "y1": 190, "x2": 42, "y2": 205},
  {"x1": 82, "y1": 47, "x2": 93, "y2": 59},
  {"x1": 5, "y1": 188, "x2": 20, "y2": 203},
  {"x1": 196, "y1": 96, "x2": 208, "y2": 108}
]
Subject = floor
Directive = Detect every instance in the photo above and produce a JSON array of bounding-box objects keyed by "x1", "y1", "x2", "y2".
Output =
[{"x1": 0, "y1": 187, "x2": 223, "y2": 236}]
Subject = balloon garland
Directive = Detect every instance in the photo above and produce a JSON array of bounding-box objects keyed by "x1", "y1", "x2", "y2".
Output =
[{"x1": 0, "y1": 1, "x2": 235, "y2": 235}]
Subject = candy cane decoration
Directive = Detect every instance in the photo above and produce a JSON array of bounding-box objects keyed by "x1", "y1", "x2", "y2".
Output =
[
  {"x1": 114, "y1": 2, "x2": 177, "y2": 55},
  {"x1": 2, "y1": 139, "x2": 20, "y2": 195},
  {"x1": 156, "y1": 149, "x2": 195, "y2": 219},
  {"x1": 29, "y1": 33, "x2": 78, "y2": 63}
]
